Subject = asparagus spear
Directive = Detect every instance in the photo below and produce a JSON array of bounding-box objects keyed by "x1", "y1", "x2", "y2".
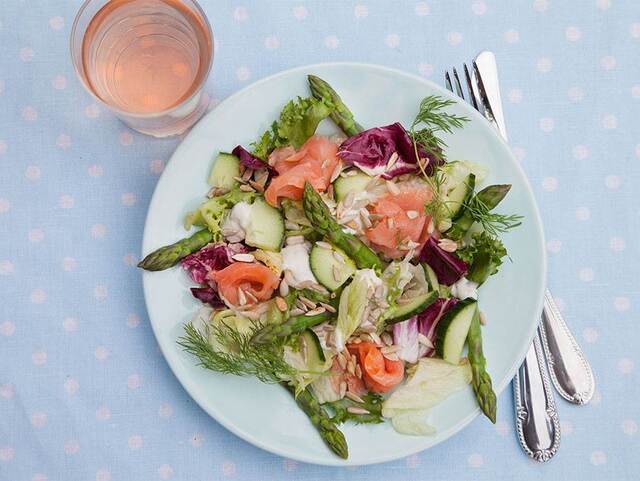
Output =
[
  {"x1": 285, "y1": 384, "x2": 348, "y2": 459},
  {"x1": 137, "y1": 229, "x2": 213, "y2": 271},
  {"x1": 302, "y1": 182, "x2": 383, "y2": 271},
  {"x1": 308, "y1": 75, "x2": 364, "y2": 137},
  {"x1": 467, "y1": 309, "x2": 497, "y2": 423},
  {"x1": 252, "y1": 312, "x2": 333, "y2": 344},
  {"x1": 447, "y1": 184, "x2": 512, "y2": 239}
]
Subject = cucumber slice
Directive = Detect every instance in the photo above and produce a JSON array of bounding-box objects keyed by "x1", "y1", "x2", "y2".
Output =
[
  {"x1": 444, "y1": 173, "x2": 475, "y2": 220},
  {"x1": 208, "y1": 153, "x2": 241, "y2": 189},
  {"x1": 333, "y1": 172, "x2": 372, "y2": 202},
  {"x1": 309, "y1": 243, "x2": 356, "y2": 291},
  {"x1": 244, "y1": 199, "x2": 285, "y2": 251},
  {"x1": 300, "y1": 329, "x2": 326, "y2": 370},
  {"x1": 384, "y1": 290, "x2": 438, "y2": 325},
  {"x1": 423, "y1": 263, "x2": 439, "y2": 293},
  {"x1": 435, "y1": 298, "x2": 477, "y2": 363}
]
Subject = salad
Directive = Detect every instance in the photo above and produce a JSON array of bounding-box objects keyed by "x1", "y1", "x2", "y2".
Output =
[{"x1": 138, "y1": 75, "x2": 522, "y2": 459}]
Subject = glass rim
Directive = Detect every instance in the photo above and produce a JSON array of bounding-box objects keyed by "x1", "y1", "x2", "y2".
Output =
[{"x1": 70, "y1": 0, "x2": 214, "y2": 120}]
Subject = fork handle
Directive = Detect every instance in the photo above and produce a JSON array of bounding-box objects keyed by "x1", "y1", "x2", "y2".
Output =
[
  {"x1": 513, "y1": 328, "x2": 561, "y2": 462},
  {"x1": 538, "y1": 289, "x2": 595, "y2": 404}
]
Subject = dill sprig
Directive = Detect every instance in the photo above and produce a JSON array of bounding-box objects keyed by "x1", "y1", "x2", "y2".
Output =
[
  {"x1": 326, "y1": 393, "x2": 384, "y2": 425},
  {"x1": 464, "y1": 196, "x2": 523, "y2": 236},
  {"x1": 411, "y1": 96, "x2": 469, "y2": 134},
  {"x1": 178, "y1": 322, "x2": 297, "y2": 384}
]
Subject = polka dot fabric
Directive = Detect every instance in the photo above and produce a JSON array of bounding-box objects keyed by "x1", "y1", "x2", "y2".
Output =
[{"x1": 0, "y1": 1, "x2": 638, "y2": 479}]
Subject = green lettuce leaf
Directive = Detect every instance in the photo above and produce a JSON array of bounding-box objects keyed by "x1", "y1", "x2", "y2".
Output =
[{"x1": 456, "y1": 231, "x2": 507, "y2": 284}]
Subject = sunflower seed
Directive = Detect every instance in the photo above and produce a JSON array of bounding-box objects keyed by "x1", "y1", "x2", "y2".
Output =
[
  {"x1": 386, "y1": 180, "x2": 400, "y2": 196},
  {"x1": 275, "y1": 296, "x2": 288, "y2": 312},
  {"x1": 479, "y1": 311, "x2": 488, "y2": 326},
  {"x1": 332, "y1": 265, "x2": 341, "y2": 282},
  {"x1": 237, "y1": 288, "x2": 247, "y2": 306},
  {"x1": 248, "y1": 180, "x2": 264, "y2": 192},
  {"x1": 305, "y1": 307, "x2": 326, "y2": 316},
  {"x1": 330, "y1": 163, "x2": 343, "y2": 183},
  {"x1": 382, "y1": 352, "x2": 399, "y2": 362},
  {"x1": 427, "y1": 218, "x2": 435, "y2": 235},
  {"x1": 381, "y1": 345, "x2": 401, "y2": 354},
  {"x1": 254, "y1": 169, "x2": 269, "y2": 186},
  {"x1": 359, "y1": 323, "x2": 376, "y2": 333},
  {"x1": 369, "y1": 332, "x2": 383, "y2": 346},
  {"x1": 387, "y1": 218, "x2": 395, "y2": 229},
  {"x1": 417, "y1": 333, "x2": 434, "y2": 348},
  {"x1": 347, "y1": 406, "x2": 370, "y2": 415},
  {"x1": 316, "y1": 241, "x2": 333, "y2": 250},
  {"x1": 233, "y1": 176, "x2": 244, "y2": 183},
  {"x1": 295, "y1": 299, "x2": 308, "y2": 312},
  {"x1": 208, "y1": 186, "x2": 229, "y2": 198},
  {"x1": 285, "y1": 221, "x2": 300, "y2": 230},
  {"x1": 387, "y1": 151, "x2": 399, "y2": 170},
  {"x1": 319, "y1": 302, "x2": 336, "y2": 313},
  {"x1": 279, "y1": 279, "x2": 289, "y2": 297},
  {"x1": 332, "y1": 250, "x2": 345, "y2": 263},
  {"x1": 381, "y1": 332, "x2": 393, "y2": 346},
  {"x1": 327, "y1": 184, "x2": 335, "y2": 199},
  {"x1": 232, "y1": 253, "x2": 255, "y2": 263},
  {"x1": 360, "y1": 209, "x2": 372, "y2": 228},
  {"x1": 344, "y1": 191, "x2": 355, "y2": 208},
  {"x1": 438, "y1": 238, "x2": 458, "y2": 253},
  {"x1": 239, "y1": 184, "x2": 255, "y2": 192},
  {"x1": 289, "y1": 307, "x2": 304, "y2": 316},
  {"x1": 346, "y1": 359, "x2": 356, "y2": 376},
  {"x1": 351, "y1": 337, "x2": 362, "y2": 344},
  {"x1": 355, "y1": 364, "x2": 362, "y2": 378},
  {"x1": 345, "y1": 391, "x2": 364, "y2": 403},
  {"x1": 359, "y1": 333, "x2": 371, "y2": 343},
  {"x1": 337, "y1": 353, "x2": 347, "y2": 370},
  {"x1": 299, "y1": 296, "x2": 317, "y2": 309},
  {"x1": 339, "y1": 381, "x2": 347, "y2": 399},
  {"x1": 241, "y1": 169, "x2": 253, "y2": 181},
  {"x1": 244, "y1": 290, "x2": 258, "y2": 304},
  {"x1": 406, "y1": 210, "x2": 419, "y2": 220},
  {"x1": 286, "y1": 235, "x2": 305, "y2": 245}
]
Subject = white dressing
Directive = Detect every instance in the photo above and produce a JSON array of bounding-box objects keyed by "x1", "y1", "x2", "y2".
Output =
[
  {"x1": 450, "y1": 277, "x2": 478, "y2": 300},
  {"x1": 222, "y1": 201, "x2": 253, "y2": 241},
  {"x1": 281, "y1": 242, "x2": 317, "y2": 285}
]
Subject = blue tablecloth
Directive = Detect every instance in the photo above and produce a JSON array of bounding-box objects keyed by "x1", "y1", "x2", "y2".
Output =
[{"x1": 1, "y1": 1, "x2": 638, "y2": 480}]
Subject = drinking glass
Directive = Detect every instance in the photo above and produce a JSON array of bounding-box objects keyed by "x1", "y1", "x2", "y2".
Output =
[{"x1": 71, "y1": 0, "x2": 213, "y2": 137}]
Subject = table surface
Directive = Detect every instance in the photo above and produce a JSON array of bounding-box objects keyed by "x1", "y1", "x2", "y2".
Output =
[{"x1": 1, "y1": 1, "x2": 638, "y2": 480}]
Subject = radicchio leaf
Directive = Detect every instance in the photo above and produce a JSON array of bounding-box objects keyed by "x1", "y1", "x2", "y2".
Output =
[
  {"x1": 418, "y1": 237, "x2": 468, "y2": 285},
  {"x1": 416, "y1": 298, "x2": 458, "y2": 357},
  {"x1": 190, "y1": 287, "x2": 225, "y2": 308},
  {"x1": 231, "y1": 145, "x2": 276, "y2": 174},
  {"x1": 181, "y1": 243, "x2": 247, "y2": 285}
]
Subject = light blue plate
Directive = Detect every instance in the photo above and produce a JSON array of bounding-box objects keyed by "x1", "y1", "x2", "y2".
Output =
[{"x1": 141, "y1": 63, "x2": 546, "y2": 466}]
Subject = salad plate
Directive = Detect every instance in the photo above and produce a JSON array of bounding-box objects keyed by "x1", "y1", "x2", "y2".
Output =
[{"x1": 140, "y1": 62, "x2": 546, "y2": 466}]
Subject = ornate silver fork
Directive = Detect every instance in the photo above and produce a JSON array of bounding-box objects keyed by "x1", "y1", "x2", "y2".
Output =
[{"x1": 444, "y1": 51, "x2": 593, "y2": 461}]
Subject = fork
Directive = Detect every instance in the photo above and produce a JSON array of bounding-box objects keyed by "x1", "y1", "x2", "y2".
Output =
[{"x1": 444, "y1": 52, "x2": 593, "y2": 461}]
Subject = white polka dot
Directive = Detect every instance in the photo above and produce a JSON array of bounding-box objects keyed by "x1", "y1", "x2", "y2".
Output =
[
  {"x1": 539, "y1": 117, "x2": 555, "y2": 132},
  {"x1": 127, "y1": 313, "x2": 140, "y2": 328},
  {"x1": 609, "y1": 236, "x2": 625, "y2": 252},
  {"x1": 22, "y1": 106, "x2": 38, "y2": 121},
  {"x1": 590, "y1": 450, "x2": 606, "y2": 466},
  {"x1": 553, "y1": 297, "x2": 566, "y2": 312},
  {"x1": 221, "y1": 460, "x2": 235, "y2": 476},
  {"x1": 575, "y1": 206, "x2": 591, "y2": 221},
  {"x1": 385, "y1": 34, "x2": 400, "y2": 48},
  {"x1": 354, "y1": 5, "x2": 369, "y2": 18},
  {"x1": 618, "y1": 358, "x2": 634, "y2": 374},
  {"x1": 158, "y1": 403, "x2": 173, "y2": 418},
  {"x1": 572, "y1": 144, "x2": 589, "y2": 160},
  {"x1": 600, "y1": 55, "x2": 616, "y2": 70},
  {"x1": 28, "y1": 228, "x2": 44, "y2": 243},
  {"x1": 512, "y1": 146, "x2": 526, "y2": 162},
  {"x1": 85, "y1": 103, "x2": 100, "y2": 118},
  {"x1": 51, "y1": 76, "x2": 67, "y2": 91},
  {"x1": 415, "y1": 2, "x2": 430, "y2": 16},
  {"x1": 25, "y1": 165, "x2": 41, "y2": 181},
  {"x1": 507, "y1": 89, "x2": 522, "y2": 104},
  {"x1": 447, "y1": 31, "x2": 463, "y2": 45},
  {"x1": 565, "y1": 26, "x2": 581, "y2": 41},
  {"x1": 236, "y1": 66, "x2": 250, "y2": 81},
  {"x1": 471, "y1": 0, "x2": 487, "y2": 15},
  {"x1": 495, "y1": 420, "x2": 510, "y2": 436},
  {"x1": 636, "y1": 144, "x2": 640, "y2": 159},
  {"x1": 123, "y1": 253, "x2": 137, "y2": 266},
  {"x1": 59, "y1": 194, "x2": 75, "y2": 209},
  {"x1": 119, "y1": 131, "x2": 133, "y2": 146},
  {"x1": 533, "y1": 0, "x2": 548, "y2": 12},
  {"x1": 30, "y1": 412, "x2": 47, "y2": 428},
  {"x1": 292, "y1": 5, "x2": 309, "y2": 20},
  {"x1": 96, "y1": 469, "x2": 111, "y2": 481},
  {"x1": 95, "y1": 346, "x2": 109, "y2": 361},
  {"x1": 30, "y1": 288, "x2": 46, "y2": 304},
  {"x1": 32, "y1": 350, "x2": 47, "y2": 366},
  {"x1": 0, "y1": 321, "x2": 15, "y2": 337},
  {"x1": 542, "y1": 176, "x2": 558, "y2": 191},
  {"x1": 283, "y1": 459, "x2": 298, "y2": 471},
  {"x1": 0, "y1": 140, "x2": 6, "y2": 155},
  {"x1": 233, "y1": 6, "x2": 248, "y2": 22},
  {"x1": 96, "y1": 406, "x2": 111, "y2": 421},
  {"x1": 56, "y1": 134, "x2": 72, "y2": 149},
  {"x1": 91, "y1": 224, "x2": 107, "y2": 239},
  {"x1": 601, "y1": 114, "x2": 617, "y2": 129},
  {"x1": 121, "y1": 192, "x2": 137, "y2": 206},
  {"x1": 0, "y1": 260, "x2": 14, "y2": 275},
  {"x1": 405, "y1": 453, "x2": 420, "y2": 467},
  {"x1": 20, "y1": 47, "x2": 34, "y2": 62},
  {"x1": 264, "y1": 35, "x2": 279, "y2": 50},
  {"x1": 88, "y1": 164, "x2": 103, "y2": 177},
  {"x1": 467, "y1": 453, "x2": 484, "y2": 468},
  {"x1": 578, "y1": 267, "x2": 594, "y2": 282},
  {"x1": 128, "y1": 435, "x2": 143, "y2": 450},
  {"x1": 94, "y1": 285, "x2": 108, "y2": 300},
  {"x1": 0, "y1": 446, "x2": 15, "y2": 461},
  {"x1": 324, "y1": 35, "x2": 339, "y2": 49},
  {"x1": 64, "y1": 440, "x2": 80, "y2": 455},
  {"x1": 583, "y1": 327, "x2": 599, "y2": 343},
  {"x1": 63, "y1": 317, "x2": 78, "y2": 332},
  {"x1": 622, "y1": 419, "x2": 637, "y2": 436},
  {"x1": 536, "y1": 57, "x2": 552, "y2": 73},
  {"x1": 0, "y1": 198, "x2": 9, "y2": 213},
  {"x1": 149, "y1": 159, "x2": 165, "y2": 174},
  {"x1": 127, "y1": 374, "x2": 141, "y2": 390},
  {"x1": 418, "y1": 63, "x2": 433, "y2": 77},
  {"x1": 0, "y1": 384, "x2": 15, "y2": 399},
  {"x1": 596, "y1": 0, "x2": 611, "y2": 10},
  {"x1": 614, "y1": 296, "x2": 630, "y2": 312},
  {"x1": 64, "y1": 378, "x2": 79, "y2": 394},
  {"x1": 568, "y1": 86, "x2": 585, "y2": 102},
  {"x1": 504, "y1": 29, "x2": 520, "y2": 43},
  {"x1": 631, "y1": 22, "x2": 640, "y2": 39},
  {"x1": 605, "y1": 174, "x2": 621, "y2": 189},
  {"x1": 190, "y1": 433, "x2": 203, "y2": 447},
  {"x1": 158, "y1": 464, "x2": 173, "y2": 479},
  {"x1": 631, "y1": 84, "x2": 640, "y2": 99},
  {"x1": 561, "y1": 420, "x2": 574, "y2": 435},
  {"x1": 49, "y1": 16, "x2": 64, "y2": 30},
  {"x1": 32, "y1": 474, "x2": 47, "y2": 481}
]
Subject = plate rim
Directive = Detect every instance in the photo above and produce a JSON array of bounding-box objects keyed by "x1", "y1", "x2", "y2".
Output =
[{"x1": 141, "y1": 61, "x2": 547, "y2": 466}]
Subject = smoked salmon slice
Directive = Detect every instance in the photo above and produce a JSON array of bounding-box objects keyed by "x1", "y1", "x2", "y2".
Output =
[
  {"x1": 348, "y1": 342, "x2": 404, "y2": 393},
  {"x1": 211, "y1": 262, "x2": 279, "y2": 306}
]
